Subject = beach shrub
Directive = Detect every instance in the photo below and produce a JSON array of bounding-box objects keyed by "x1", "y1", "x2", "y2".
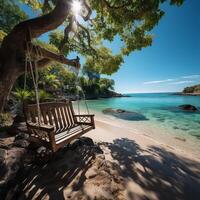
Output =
[
  {"x1": 38, "y1": 90, "x2": 52, "y2": 102},
  {"x1": 13, "y1": 88, "x2": 31, "y2": 103},
  {"x1": 0, "y1": 30, "x2": 7, "y2": 45},
  {"x1": 12, "y1": 88, "x2": 31, "y2": 118},
  {"x1": 29, "y1": 90, "x2": 52, "y2": 102}
]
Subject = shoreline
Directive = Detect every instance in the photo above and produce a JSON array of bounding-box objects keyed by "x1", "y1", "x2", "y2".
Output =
[
  {"x1": 67, "y1": 91, "x2": 131, "y2": 101},
  {"x1": 173, "y1": 92, "x2": 200, "y2": 96},
  {"x1": 85, "y1": 113, "x2": 200, "y2": 162},
  {"x1": 3, "y1": 107, "x2": 199, "y2": 199}
]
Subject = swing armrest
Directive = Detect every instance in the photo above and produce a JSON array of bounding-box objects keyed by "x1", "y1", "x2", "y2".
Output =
[
  {"x1": 74, "y1": 114, "x2": 95, "y2": 128},
  {"x1": 27, "y1": 122, "x2": 54, "y2": 132},
  {"x1": 74, "y1": 114, "x2": 94, "y2": 117}
]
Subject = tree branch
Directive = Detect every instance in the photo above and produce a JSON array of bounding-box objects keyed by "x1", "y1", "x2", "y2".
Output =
[
  {"x1": 43, "y1": 0, "x2": 52, "y2": 13},
  {"x1": 77, "y1": 22, "x2": 91, "y2": 47},
  {"x1": 25, "y1": 43, "x2": 80, "y2": 68},
  {"x1": 59, "y1": 15, "x2": 76, "y2": 51},
  {"x1": 38, "y1": 46, "x2": 80, "y2": 68},
  {"x1": 102, "y1": 0, "x2": 131, "y2": 9},
  {"x1": 81, "y1": 0, "x2": 92, "y2": 21},
  {"x1": 3, "y1": 0, "x2": 71, "y2": 44},
  {"x1": 76, "y1": 22, "x2": 97, "y2": 56},
  {"x1": 37, "y1": 58, "x2": 52, "y2": 68}
]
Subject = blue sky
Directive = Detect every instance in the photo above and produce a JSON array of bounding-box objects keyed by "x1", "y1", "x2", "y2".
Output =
[
  {"x1": 108, "y1": 0, "x2": 200, "y2": 93},
  {"x1": 22, "y1": 0, "x2": 200, "y2": 93}
]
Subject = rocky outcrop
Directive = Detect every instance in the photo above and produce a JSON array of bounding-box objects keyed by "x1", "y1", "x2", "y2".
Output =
[
  {"x1": 103, "y1": 108, "x2": 148, "y2": 121},
  {"x1": 182, "y1": 84, "x2": 200, "y2": 95},
  {"x1": 66, "y1": 91, "x2": 130, "y2": 101},
  {"x1": 0, "y1": 132, "x2": 30, "y2": 198},
  {"x1": 173, "y1": 84, "x2": 200, "y2": 96},
  {"x1": 13, "y1": 138, "x2": 126, "y2": 200},
  {"x1": 105, "y1": 91, "x2": 130, "y2": 98},
  {"x1": 85, "y1": 91, "x2": 130, "y2": 100},
  {"x1": 7, "y1": 122, "x2": 28, "y2": 136},
  {"x1": 178, "y1": 104, "x2": 198, "y2": 112},
  {"x1": 0, "y1": 135, "x2": 104, "y2": 199}
]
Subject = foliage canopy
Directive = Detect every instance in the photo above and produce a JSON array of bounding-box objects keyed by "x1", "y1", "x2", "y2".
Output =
[
  {"x1": 0, "y1": 0, "x2": 28, "y2": 33},
  {"x1": 0, "y1": 0, "x2": 184, "y2": 112},
  {"x1": 19, "y1": 0, "x2": 184, "y2": 75}
]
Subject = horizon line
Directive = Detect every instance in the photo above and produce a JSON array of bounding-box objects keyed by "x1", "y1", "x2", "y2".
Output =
[{"x1": 121, "y1": 91, "x2": 179, "y2": 94}]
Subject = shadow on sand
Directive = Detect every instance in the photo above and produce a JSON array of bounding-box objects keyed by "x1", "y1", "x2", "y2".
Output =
[
  {"x1": 14, "y1": 145, "x2": 97, "y2": 200},
  {"x1": 100, "y1": 138, "x2": 200, "y2": 200},
  {"x1": 14, "y1": 138, "x2": 200, "y2": 200}
]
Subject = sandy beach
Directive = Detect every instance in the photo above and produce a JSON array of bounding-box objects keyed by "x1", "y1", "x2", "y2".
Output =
[
  {"x1": 86, "y1": 116, "x2": 200, "y2": 162},
  {"x1": 1, "y1": 0, "x2": 199, "y2": 199},
  {"x1": 15, "y1": 116, "x2": 200, "y2": 200}
]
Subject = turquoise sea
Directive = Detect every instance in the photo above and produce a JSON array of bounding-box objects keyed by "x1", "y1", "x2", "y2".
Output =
[{"x1": 77, "y1": 93, "x2": 200, "y2": 155}]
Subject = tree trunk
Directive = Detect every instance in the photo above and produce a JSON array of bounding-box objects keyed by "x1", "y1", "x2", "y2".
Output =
[
  {"x1": 0, "y1": 58, "x2": 21, "y2": 112},
  {"x1": 0, "y1": 0, "x2": 72, "y2": 112}
]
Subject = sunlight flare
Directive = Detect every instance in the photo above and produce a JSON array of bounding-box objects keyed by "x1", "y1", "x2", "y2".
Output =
[{"x1": 72, "y1": 0, "x2": 82, "y2": 17}]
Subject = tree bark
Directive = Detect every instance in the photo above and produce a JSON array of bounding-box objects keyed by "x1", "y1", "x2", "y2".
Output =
[
  {"x1": 26, "y1": 44, "x2": 79, "y2": 67},
  {"x1": 0, "y1": 57, "x2": 22, "y2": 112},
  {"x1": 0, "y1": 0, "x2": 75, "y2": 112}
]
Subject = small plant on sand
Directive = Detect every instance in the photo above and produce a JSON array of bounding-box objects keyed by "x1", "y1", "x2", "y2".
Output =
[
  {"x1": 13, "y1": 88, "x2": 31, "y2": 102},
  {"x1": 12, "y1": 88, "x2": 31, "y2": 121},
  {"x1": 30, "y1": 90, "x2": 52, "y2": 102},
  {"x1": 0, "y1": 112, "x2": 13, "y2": 129}
]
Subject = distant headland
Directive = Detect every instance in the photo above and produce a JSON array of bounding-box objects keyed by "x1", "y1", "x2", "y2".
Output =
[{"x1": 174, "y1": 84, "x2": 200, "y2": 96}]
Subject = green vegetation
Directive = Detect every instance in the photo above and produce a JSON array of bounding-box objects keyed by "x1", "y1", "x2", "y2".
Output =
[
  {"x1": 0, "y1": 112, "x2": 13, "y2": 128},
  {"x1": 12, "y1": 88, "x2": 31, "y2": 102},
  {"x1": 0, "y1": 0, "x2": 27, "y2": 33},
  {"x1": 80, "y1": 77, "x2": 115, "y2": 98},
  {"x1": 0, "y1": 0, "x2": 28, "y2": 45},
  {"x1": 183, "y1": 84, "x2": 200, "y2": 94},
  {"x1": 18, "y1": 0, "x2": 184, "y2": 77},
  {"x1": 13, "y1": 63, "x2": 116, "y2": 102},
  {"x1": 0, "y1": 0, "x2": 184, "y2": 112},
  {"x1": 0, "y1": 30, "x2": 7, "y2": 45}
]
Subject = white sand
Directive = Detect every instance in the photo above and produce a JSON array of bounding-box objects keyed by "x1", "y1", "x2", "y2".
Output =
[
  {"x1": 86, "y1": 117, "x2": 200, "y2": 162},
  {"x1": 83, "y1": 118, "x2": 200, "y2": 199},
  {"x1": 18, "y1": 116, "x2": 200, "y2": 200}
]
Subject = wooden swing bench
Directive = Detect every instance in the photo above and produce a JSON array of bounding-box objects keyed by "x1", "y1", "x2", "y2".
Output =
[{"x1": 24, "y1": 100, "x2": 95, "y2": 152}]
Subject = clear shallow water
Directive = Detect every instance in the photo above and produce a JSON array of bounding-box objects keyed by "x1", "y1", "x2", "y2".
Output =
[{"x1": 76, "y1": 93, "x2": 200, "y2": 149}]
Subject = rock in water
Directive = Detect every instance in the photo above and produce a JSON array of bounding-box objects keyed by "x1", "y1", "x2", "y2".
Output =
[
  {"x1": 102, "y1": 108, "x2": 148, "y2": 121},
  {"x1": 178, "y1": 104, "x2": 198, "y2": 112}
]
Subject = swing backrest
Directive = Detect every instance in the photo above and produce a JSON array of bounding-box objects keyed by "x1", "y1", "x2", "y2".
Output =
[{"x1": 24, "y1": 101, "x2": 77, "y2": 133}]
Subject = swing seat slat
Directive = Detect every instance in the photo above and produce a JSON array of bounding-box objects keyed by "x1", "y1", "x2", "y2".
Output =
[{"x1": 24, "y1": 100, "x2": 95, "y2": 152}]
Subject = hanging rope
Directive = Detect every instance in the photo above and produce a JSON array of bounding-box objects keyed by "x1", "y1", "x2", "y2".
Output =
[
  {"x1": 24, "y1": 28, "x2": 90, "y2": 123},
  {"x1": 24, "y1": 28, "x2": 42, "y2": 125},
  {"x1": 74, "y1": 58, "x2": 90, "y2": 115},
  {"x1": 24, "y1": 55, "x2": 28, "y2": 90}
]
